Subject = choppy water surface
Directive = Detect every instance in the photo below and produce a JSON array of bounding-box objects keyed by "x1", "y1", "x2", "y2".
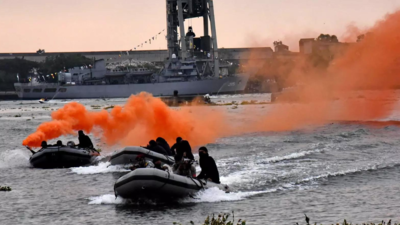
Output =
[{"x1": 1, "y1": 94, "x2": 400, "y2": 225}]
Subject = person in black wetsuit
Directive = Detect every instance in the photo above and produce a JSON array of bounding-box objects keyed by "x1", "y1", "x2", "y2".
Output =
[
  {"x1": 197, "y1": 146, "x2": 220, "y2": 183},
  {"x1": 78, "y1": 130, "x2": 94, "y2": 149},
  {"x1": 156, "y1": 137, "x2": 173, "y2": 156},
  {"x1": 41, "y1": 141, "x2": 47, "y2": 148},
  {"x1": 171, "y1": 137, "x2": 194, "y2": 160},
  {"x1": 177, "y1": 139, "x2": 194, "y2": 160},
  {"x1": 146, "y1": 140, "x2": 168, "y2": 155},
  {"x1": 170, "y1": 137, "x2": 182, "y2": 155},
  {"x1": 54, "y1": 140, "x2": 65, "y2": 147}
]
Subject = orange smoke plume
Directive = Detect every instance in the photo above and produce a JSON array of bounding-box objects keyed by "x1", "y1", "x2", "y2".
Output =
[
  {"x1": 240, "y1": 10, "x2": 400, "y2": 132},
  {"x1": 23, "y1": 92, "x2": 226, "y2": 148}
]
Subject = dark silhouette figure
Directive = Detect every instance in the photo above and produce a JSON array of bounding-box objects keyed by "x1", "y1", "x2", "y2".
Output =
[
  {"x1": 186, "y1": 26, "x2": 196, "y2": 37},
  {"x1": 78, "y1": 130, "x2": 94, "y2": 149},
  {"x1": 156, "y1": 137, "x2": 173, "y2": 156},
  {"x1": 41, "y1": 141, "x2": 47, "y2": 149},
  {"x1": 197, "y1": 146, "x2": 220, "y2": 183},
  {"x1": 55, "y1": 140, "x2": 65, "y2": 147},
  {"x1": 171, "y1": 137, "x2": 194, "y2": 160},
  {"x1": 146, "y1": 140, "x2": 168, "y2": 155},
  {"x1": 170, "y1": 137, "x2": 182, "y2": 155}
]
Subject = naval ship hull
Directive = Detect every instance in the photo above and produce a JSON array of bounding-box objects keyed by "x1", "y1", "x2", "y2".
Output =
[{"x1": 14, "y1": 75, "x2": 249, "y2": 99}]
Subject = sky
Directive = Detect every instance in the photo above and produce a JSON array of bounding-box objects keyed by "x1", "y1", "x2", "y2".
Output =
[{"x1": 1, "y1": 0, "x2": 400, "y2": 52}]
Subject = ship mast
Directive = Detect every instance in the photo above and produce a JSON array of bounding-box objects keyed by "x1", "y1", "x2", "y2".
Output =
[{"x1": 165, "y1": 0, "x2": 219, "y2": 77}]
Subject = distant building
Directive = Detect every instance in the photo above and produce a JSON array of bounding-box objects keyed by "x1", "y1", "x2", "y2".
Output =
[
  {"x1": 299, "y1": 38, "x2": 315, "y2": 54},
  {"x1": 273, "y1": 41, "x2": 289, "y2": 53}
]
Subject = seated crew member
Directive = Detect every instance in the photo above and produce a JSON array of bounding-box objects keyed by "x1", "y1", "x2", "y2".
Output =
[
  {"x1": 67, "y1": 141, "x2": 76, "y2": 147},
  {"x1": 130, "y1": 154, "x2": 154, "y2": 170},
  {"x1": 153, "y1": 159, "x2": 169, "y2": 171},
  {"x1": 54, "y1": 140, "x2": 65, "y2": 147},
  {"x1": 176, "y1": 139, "x2": 194, "y2": 160},
  {"x1": 197, "y1": 146, "x2": 220, "y2": 183},
  {"x1": 156, "y1": 137, "x2": 173, "y2": 156},
  {"x1": 40, "y1": 141, "x2": 47, "y2": 149},
  {"x1": 78, "y1": 130, "x2": 94, "y2": 149},
  {"x1": 172, "y1": 154, "x2": 196, "y2": 178},
  {"x1": 146, "y1": 140, "x2": 167, "y2": 155}
]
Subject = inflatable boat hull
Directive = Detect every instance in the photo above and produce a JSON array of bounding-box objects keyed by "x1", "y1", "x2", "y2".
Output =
[
  {"x1": 29, "y1": 146, "x2": 99, "y2": 168},
  {"x1": 110, "y1": 146, "x2": 174, "y2": 166},
  {"x1": 114, "y1": 168, "x2": 229, "y2": 199}
]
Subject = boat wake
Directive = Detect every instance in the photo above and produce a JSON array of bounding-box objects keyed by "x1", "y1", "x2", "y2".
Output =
[
  {"x1": 180, "y1": 187, "x2": 277, "y2": 203},
  {"x1": 86, "y1": 160, "x2": 400, "y2": 205},
  {"x1": 0, "y1": 148, "x2": 30, "y2": 168},
  {"x1": 70, "y1": 162, "x2": 130, "y2": 175},
  {"x1": 88, "y1": 194, "x2": 127, "y2": 205}
]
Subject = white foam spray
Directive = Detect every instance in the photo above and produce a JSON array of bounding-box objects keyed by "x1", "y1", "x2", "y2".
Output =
[{"x1": 70, "y1": 162, "x2": 130, "y2": 175}]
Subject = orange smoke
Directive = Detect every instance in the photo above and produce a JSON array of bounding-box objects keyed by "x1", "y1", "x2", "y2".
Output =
[
  {"x1": 23, "y1": 92, "x2": 227, "y2": 148},
  {"x1": 239, "y1": 10, "x2": 400, "y2": 132}
]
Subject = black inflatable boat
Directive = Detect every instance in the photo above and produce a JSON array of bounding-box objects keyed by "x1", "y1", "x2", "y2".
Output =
[{"x1": 29, "y1": 146, "x2": 100, "y2": 169}]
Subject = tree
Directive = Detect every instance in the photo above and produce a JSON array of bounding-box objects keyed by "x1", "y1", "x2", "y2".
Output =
[
  {"x1": 38, "y1": 54, "x2": 93, "y2": 78},
  {"x1": 317, "y1": 34, "x2": 339, "y2": 42},
  {"x1": 0, "y1": 58, "x2": 39, "y2": 80},
  {"x1": 36, "y1": 49, "x2": 45, "y2": 54}
]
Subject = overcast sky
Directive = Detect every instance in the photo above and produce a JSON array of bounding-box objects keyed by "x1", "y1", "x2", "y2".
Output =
[{"x1": 1, "y1": 0, "x2": 400, "y2": 52}]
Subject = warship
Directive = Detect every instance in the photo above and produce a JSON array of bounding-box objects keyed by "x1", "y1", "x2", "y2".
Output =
[{"x1": 14, "y1": 0, "x2": 249, "y2": 99}]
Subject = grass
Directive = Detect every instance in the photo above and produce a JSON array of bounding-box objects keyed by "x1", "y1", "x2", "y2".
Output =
[
  {"x1": 300, "y1": 214, "x2": 397, "y2": 225},
  {"x1": 176, "y1": 214, "x2": 398, "y2": 225},
  {"x1": 240, "y1": 100, "x2": 257, "y2": 105},
  {"x1": 174, "y1": 212, "x2": 245, "y2": 225}
]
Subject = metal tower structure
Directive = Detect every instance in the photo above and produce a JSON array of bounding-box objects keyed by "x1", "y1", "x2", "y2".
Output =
[{"x1": 165, "y1": 0, "x2": 219, "y2": 77}]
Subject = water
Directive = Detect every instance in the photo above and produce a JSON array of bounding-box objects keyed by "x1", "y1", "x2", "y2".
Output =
[{"x1": 1, "y1": 94, "x2": 400, "y2": 225}]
